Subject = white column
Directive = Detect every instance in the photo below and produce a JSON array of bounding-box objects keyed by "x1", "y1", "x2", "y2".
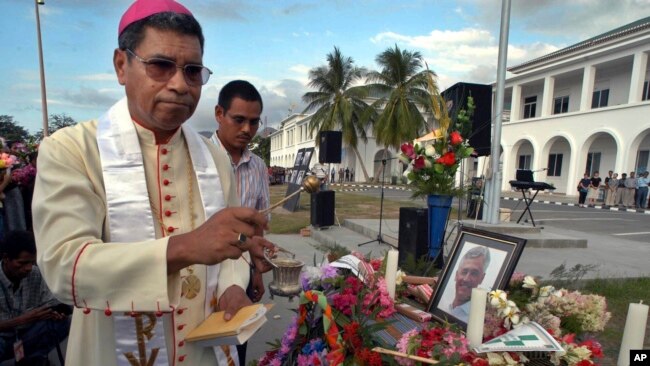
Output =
[
  {"x1": 510, "y1": 85, "x2": 522, "y2": 122},
  {"x1": 580, "y1": 65, "x2": 596, "y2": 111},
  {"x1": 629, "y1": 51, "x2": 648, "y2": 103},
  {"x1": 541, "y1": 76, "x2": 555, "y2": 117}
]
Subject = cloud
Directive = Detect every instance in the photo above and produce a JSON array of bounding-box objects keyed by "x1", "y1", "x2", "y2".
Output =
[
  {"x1": 465, "y1": 0, "x2": 650, "y2": 41},
  {"x1": 370, "y1": 27, "x2": 560, "y2": 85},
  {"x1": 57, "y1": 87, "x2": 120, "y2": 109},
  {"x1": 77, "y1": 73, "x2": 117, "y2": 82}
]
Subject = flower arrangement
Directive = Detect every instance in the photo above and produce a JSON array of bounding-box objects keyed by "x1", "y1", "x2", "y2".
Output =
[
  {"x1": 259, "y1": 257, "x2": 611, "y2": 366},
  {"x1": 0, "y1": 153, "x2": 18, "y2": 170},
  {"x1": 398, "y1": 71, "x2": 475, "y2": 198},
  {"x1": 256, "y1": 253, "x2": 397, "y2": 366},
  {"x1": 394, "y1": 273, "x2": 609, "y2": 366}
]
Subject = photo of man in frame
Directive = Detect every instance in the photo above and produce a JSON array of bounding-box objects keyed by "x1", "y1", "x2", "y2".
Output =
[{"x1": 438, "y1": 244, "x2": 506, "y2": 323}]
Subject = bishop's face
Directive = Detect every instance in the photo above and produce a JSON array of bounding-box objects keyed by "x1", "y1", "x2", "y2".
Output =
[{"x1": 114, "y1": 27, "x2": 204, "y2": 141}]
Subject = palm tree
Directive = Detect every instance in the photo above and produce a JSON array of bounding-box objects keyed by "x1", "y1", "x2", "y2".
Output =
[
  {"x1": 302, "y1": 46, "x2": 373, "y2": 182},
  {"x1": 365, "y1": 45, "x2": 434, "y2": 182}
]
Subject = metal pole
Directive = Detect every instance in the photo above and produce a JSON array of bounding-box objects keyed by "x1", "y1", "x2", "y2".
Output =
[
  {"x1": 486, "y1": 0, "x2": 511, "y2": 224},
  {"x1": 35, "y1": 0, "x2": 49, "y2": 137}
]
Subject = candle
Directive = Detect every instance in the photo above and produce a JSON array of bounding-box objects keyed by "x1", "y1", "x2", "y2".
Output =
[
  {"x1": 618, "y1": 301, "x2": 649, "y2": 366},
  {"x1": 384, "y1": 250, "x2": 399, "y2": 299},
  {"x1": 466, "y1": 287, "x2": 487, "y2": 349}
]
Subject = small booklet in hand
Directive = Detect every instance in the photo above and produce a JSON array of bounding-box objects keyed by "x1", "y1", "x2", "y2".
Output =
[{"x1": 186, "y1": 304, "x2": 271, "y2": 347}]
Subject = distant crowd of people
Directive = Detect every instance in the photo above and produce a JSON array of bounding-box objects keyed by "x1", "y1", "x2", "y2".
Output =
[{"x1": 578, "y1": 170, "x2": 649, "y2": 209}]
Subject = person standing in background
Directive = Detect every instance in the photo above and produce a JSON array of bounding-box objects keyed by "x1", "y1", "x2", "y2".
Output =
[
  {"x1": 586, "y1": 171, "x2": 601, "y2": 206},
  {"x1": 616, "y1": 173, "x2": 627, "y2": 207},
  {"x1": 212, "y1": 80, "x2": 275, "y2": 366},
  {"x1": 636, "y1": 171, "x2": 649, "y2": 209},
  {"x1": 604, "y1": 172, "x2": 619, "y2": 207},
  {"x1": 578, "y1": 173, "x2": 591, "y2": 207},
  {"x1": 624, "y1": 172, "x2": 637, "y2": 208}
]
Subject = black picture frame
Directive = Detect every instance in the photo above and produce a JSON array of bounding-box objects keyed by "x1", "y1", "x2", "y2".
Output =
[{"x1": 426, "y1": 227, "x2": 526, "y2": 330}]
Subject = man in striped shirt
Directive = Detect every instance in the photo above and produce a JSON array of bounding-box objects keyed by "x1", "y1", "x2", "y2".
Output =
[{"x1": 211, "y1": 80, "x2": 272, "y2": 365}]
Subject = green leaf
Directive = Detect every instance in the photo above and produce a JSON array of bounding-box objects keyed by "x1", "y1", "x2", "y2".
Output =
[{"x1": 434, "y1": 163, "x2": 444, "y2": 174}]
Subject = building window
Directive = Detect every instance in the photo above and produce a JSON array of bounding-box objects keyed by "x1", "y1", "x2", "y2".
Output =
[
  {"x1": 591, "y1": 89, "x2": 609, "y2": 108},
  {"x1": 553, "y1": 96, "x2": 569, "y2": 114},
  {"x1": 523, "y1": 96, "x2": 537, "y2": 119},
  {"x1": 643, "y1": 81, "x2": 649, "y2": 101},
  {"x1": 547, "y1": 154, "x2": 563, "y2": 176},
  {"x1": 518, "y1": 155, "x2": 532, "y2": 170},
  {"x1": 585, "y1": 152, "x2": 601, "y2": 176},
  {"x1": 637, "y1": 150, "x2": 649, "y2": 172}
]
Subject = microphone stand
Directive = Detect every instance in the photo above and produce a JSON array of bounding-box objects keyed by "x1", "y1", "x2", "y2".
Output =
[{"x1": 357, "y1": 158, "x2": 397, "y2": 248}]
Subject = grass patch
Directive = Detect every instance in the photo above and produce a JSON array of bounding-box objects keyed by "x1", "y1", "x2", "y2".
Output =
[
  {"x1": 267, "y1": 184, "x2": 429, "y2": 234},
  {"x1": 580, "y1": 277, "x2": 650, "y2": 362}
]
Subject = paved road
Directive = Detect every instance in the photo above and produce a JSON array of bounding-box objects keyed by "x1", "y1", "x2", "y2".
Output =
[{"x1": 337, "y1": 187, "x2": 650, "y2": 244}]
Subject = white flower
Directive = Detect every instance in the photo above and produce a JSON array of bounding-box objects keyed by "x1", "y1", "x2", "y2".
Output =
[
  {"x1": 522, "y1": 275, "x2": 537, "y2": 289},
  {"x1": 539, "y1": 285, "x2": 554, "y2": 298},
  {"x1": 489, "y1": 290, "x2": 507, "y2": 307},
  {"x1": 397, "y1": 153, "x2": 410, "y2": 164},
  {"x1": 424, "y1": 144, "x2": 436, "y2": 157},
  {"x1": 395, "y1": 270, "x2": 405, "y2": 285}
]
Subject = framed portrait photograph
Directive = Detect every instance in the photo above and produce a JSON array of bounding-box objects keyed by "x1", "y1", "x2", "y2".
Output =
[{"x1": 426, "y1": 227, "x2": 526, "y2": 329}]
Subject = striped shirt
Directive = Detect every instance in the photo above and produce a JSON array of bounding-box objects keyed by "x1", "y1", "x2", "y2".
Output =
[
  {"x1": 0, "y1": 266, "x2": 59, "y2": 336},
  {"x1": 210, "y1": 133, "x2": 270, "y2": 215}
]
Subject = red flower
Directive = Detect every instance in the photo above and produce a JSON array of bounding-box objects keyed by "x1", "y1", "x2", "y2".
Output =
[
  {"x1": 413, "y1": 156, "x2": 426, "y2": 171},
  {"x1": 575, "y1": 360, "x2": 594, "y2": 366},
  {"x1": 471, "y1": 358, "x2": 489, "y2": 366},
  {"x1": 436, "y1": 151, "x2": 456, "y2": 167},
  {"x1": 580, "y1": 339, "x2": 603, "y2": 358},
  {"x1": 400, "y1": 143, "x2": 416, "y2": 159},
  {"x1": 450, "y1": 131, "x2": 463, "y2": 145}
]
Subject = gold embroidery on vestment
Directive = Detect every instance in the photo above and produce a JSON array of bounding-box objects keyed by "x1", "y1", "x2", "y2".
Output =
[{"x1": 124, "y1": 313, "x2": 160, "y2": 366}]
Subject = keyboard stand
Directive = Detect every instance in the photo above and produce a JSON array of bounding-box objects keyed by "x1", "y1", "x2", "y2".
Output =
[{"x1": 515, "y1": 188, "x2": 542, "y2": 227}]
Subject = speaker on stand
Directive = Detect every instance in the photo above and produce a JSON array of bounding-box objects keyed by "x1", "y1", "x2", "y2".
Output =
[
  {"x1": 311, "y1": 190, "x2": 335, "y2": 228},
  {"x1": 319, "y1": 131, "x2": 342, "y2": 163},
  {"x1": 397, "y1": 207, "x2": 429, "y2": 268}
]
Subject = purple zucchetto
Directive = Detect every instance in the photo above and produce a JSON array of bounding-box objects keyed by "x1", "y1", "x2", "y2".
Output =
[{"x1": 118, "y1": 0, "x2": 193, "y2": 36}]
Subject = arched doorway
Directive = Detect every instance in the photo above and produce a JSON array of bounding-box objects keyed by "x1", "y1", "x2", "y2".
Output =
[{"x1": 373, "y1": 149, "x2": 393, "y2": 183}]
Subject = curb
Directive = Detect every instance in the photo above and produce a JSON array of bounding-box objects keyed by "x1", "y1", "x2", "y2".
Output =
[
  {"x1": 501, "y1": 196, "x2": 650, "y2": 214},
  {"x1": 328, "y1": 183, "x2": 650, "y2": 215}
]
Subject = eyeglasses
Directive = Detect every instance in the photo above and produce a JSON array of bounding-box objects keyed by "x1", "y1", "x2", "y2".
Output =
[
  {"x1": 225, "y1": 112, "x2": 260, "y2": 127},
  {"x1": 126, "y1": 49, "x2": 212, "y2": 86}
]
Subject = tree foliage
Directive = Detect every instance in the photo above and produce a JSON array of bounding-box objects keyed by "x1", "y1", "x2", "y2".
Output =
[
  {"x1": 33, "y1": 114, "x2": 77, "y2": 141},
  {"x1": 365, "y1": 45, "x2": 434, "y2": 150},
  {"x1": 250, "y1": 135, "x2": 270, "y2": 167},
  {"x1": 302, "y1": 47, "x2": 373, "y2": 181},
  {"x1": 0, "y1": 115, "x2": 31, "y2": 143}
]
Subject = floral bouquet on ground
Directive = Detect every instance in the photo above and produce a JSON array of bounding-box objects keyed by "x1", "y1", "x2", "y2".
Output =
[
  {"x1": 394, "y1": 273, "x2": 609, "y2": 366},
  {"x1": 398, "y1": 70, "x2": 475, "y2": 198},
  {"x1": 256, "y1": 252, "x2": 398, "y2": 366}
]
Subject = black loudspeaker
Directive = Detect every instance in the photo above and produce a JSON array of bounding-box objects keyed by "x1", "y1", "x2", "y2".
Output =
[
  {"x1": 441, "y1": 82, "x2": 492, "y2": 156},
  {"x1": 398, "y1": 207, "x2": 429, "y2": 267},
  {"x1": 310, "y1": 191, "x2": 335, "y2": 227},
  {"x1": 318, "y1": 131, "x2": 342, "y2": 163}
]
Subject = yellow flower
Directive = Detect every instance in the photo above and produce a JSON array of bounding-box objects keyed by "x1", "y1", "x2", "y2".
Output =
[
  {"x1": 0, "y1": 160, "x2": 5, "y2": 169},
  {"x1": 395, "y1": 270, "x2": 405, "y2": 286}
]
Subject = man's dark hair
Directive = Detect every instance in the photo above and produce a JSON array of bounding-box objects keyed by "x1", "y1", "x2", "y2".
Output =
[
  {"x1": 118, "y1": 12, "x2": 205, "y2": 54},
  {"x1": 218, "y1": 80, "x2": 263, "y2": 112},
  {"x1": 1, "y1": 231, "x2": 36, "y2": 259}
]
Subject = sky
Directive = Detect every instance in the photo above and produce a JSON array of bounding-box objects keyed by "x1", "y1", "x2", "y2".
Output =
[{"x1": 2, "y1": 0, "x2": 650, "y2": 135}]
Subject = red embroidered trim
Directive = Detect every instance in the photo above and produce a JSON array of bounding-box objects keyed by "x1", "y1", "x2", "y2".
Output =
[{"x1": 71, "y1": 241, "x2": 92, "y2": 307}]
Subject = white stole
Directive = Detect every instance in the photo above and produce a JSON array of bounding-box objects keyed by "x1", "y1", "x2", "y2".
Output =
[{"x1": 97, "y1": 98, "x2": 225, "y2": 366}]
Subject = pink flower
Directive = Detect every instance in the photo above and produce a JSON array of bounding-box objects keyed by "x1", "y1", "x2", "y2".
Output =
[
  {"x1": 400, "y1": 143, "x2": 416, "y2": 159},
  {"x1": 413, "y1": 156, "x2": 426, "y2": 171}
]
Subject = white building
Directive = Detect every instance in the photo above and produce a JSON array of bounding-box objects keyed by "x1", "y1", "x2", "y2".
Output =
[
  {"x1": 269, "y1": 113, "x2": 401, "y2": 183},
  {"x1": 493, "y1": 16, "x2": 650, "y2": 195}
]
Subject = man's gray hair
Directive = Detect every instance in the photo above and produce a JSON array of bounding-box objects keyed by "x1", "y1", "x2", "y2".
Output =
[{"x1": 461, "y1": 246, "x2": 491, "y2": 271}]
